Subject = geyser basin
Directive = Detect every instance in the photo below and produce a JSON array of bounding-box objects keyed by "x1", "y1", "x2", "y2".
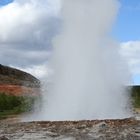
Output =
[
  {"x1": 39, "y1": 0, "x2": 132, "y2": 121},
  {"x1": 2, "y1": 118, "x2": 140, "y2": 140}
]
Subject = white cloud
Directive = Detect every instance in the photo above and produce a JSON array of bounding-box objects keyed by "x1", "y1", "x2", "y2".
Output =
[
  {"x1": 13, "y1": 64, "x2": 49, "y2": 80},
  {"x1": 120, "y1": 41, "x2": 140, "y2": 75},
  {"x1": 0, "y1": 0, "x2": 60, "y2": 72}
]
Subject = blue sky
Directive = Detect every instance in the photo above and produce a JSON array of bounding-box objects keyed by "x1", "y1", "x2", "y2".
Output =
[
  {"x1": 0, "y1": 0, "x2": 13, "y2": 6},
  {"x1": 113, "y1": 0, "x2": 140, "y2": 42},
  {"x1": 0, "y1": 0, "x2": 140, "y2": 85},
  {"x1": 113, "y1": 0, "x2": 140, "y2": 84}
]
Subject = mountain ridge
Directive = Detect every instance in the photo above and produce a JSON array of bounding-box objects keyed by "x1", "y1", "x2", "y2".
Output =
[
  {"x1": 0, "y1": 64, "x2": 40, "y2": 96},
  {"x1": 0, "y1": 64, "x2": 40, "y2": 88}
]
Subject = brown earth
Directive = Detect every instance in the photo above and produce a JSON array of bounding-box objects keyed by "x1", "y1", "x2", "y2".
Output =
[
  {"x1": 0, "y1": 64, "x2": 40, "y2": 96},
  {"x1": 0, "y1": 118, "x2": 140, "y2": 140},
  {"x1": 0, "y1": 85, "x2": 40, "y2": 96}
]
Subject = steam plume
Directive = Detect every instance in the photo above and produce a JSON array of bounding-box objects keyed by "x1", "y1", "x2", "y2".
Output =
[{"x1": 29, "y1": 0, "x2": 132, "y2": 121}]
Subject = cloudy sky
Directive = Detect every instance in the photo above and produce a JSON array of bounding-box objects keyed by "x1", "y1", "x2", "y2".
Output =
[{"x1": 0, "y1": 0, "x2": 140, "y2": 85}]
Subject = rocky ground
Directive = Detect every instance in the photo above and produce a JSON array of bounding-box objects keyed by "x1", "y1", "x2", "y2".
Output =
[{"x1": 0, "y1": 117, "x2": 140, "y2": 140}]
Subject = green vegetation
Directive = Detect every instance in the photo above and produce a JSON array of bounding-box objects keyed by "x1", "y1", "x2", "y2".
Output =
[
  {"x1": 0, "y1": 86, "x2": 140, "y2": 120},
  {"x1": 0, "y1": 93, "x2": 36, "y2": 119},
  {"x1": 131, "y1": 86, "x2": 140, "y2": 108},
  {"x1": 0, "y1": 64, "x2": 40, "y2": 119}
]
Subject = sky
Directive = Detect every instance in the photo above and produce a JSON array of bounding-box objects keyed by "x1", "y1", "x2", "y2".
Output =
[
  {"x1": 0, "y1": 0, "x2": 13, "y2": 6},
  {"x1": 0, "y1": 0, "x2": 140, "y2": 85},
  {"x1": 113, "y1": 0, "x2": 140, "y2": 41}
]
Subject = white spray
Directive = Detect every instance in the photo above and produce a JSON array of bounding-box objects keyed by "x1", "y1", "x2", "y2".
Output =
[{"x1": 38, "y1": 0, "x2": 132, "y2": 121}]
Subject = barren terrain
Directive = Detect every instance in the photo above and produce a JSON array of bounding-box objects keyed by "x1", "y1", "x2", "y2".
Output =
[
  {"x1": 0, "y1": 117, "x2": 140, "y2": 140},
  {"x1": 0, "y1": 85, "x2": 40, "y2": 96}
]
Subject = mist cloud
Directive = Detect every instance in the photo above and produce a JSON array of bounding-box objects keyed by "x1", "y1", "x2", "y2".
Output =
[{"x1": 37, "y1": 0, "x2": 132, "y2": 121}]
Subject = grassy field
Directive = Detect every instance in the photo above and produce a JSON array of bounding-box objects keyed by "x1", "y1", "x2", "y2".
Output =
[
  {"x1": 131, "y1": 86, "x2": 140, "y2": 108},
  {"x1": 0, "y1": 86, "x2": 140, "y2": 119},
  {"x1": 0, "y1": 93, "x2": 36, "y2": 119}
]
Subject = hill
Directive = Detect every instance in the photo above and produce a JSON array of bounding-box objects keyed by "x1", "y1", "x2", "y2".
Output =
[
  {"x1": 0, "y1": 64, "x2": 40, "y2": 88},
  {"x1": 0, "y1": 64, "x2": 40, "y2": 96},
  {"x1": 0, "y1": 64, "x2": 41, "y2": 119},
  {"x1": 131, "y1": 86, "x2": 140, "y2": 109}
]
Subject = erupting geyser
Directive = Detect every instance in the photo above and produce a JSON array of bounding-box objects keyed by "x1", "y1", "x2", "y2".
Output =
[{"x1": 39, "y1": 0, "x2": 132, "y2": 121}]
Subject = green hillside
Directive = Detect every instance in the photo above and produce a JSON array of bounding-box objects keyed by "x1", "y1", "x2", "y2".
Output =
[
  {"x1": 0, "y1": 93, "x2": 37, "y2": 119},
  {"x1": 0, "y1": 64, "x2": 41, "y2": 119},
  {"x1": 131, "y1": 86, "x2": 140, "y2": 108}
]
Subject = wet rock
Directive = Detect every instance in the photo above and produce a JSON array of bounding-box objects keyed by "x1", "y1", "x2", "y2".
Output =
[
  {"x1": 95, "y1": 122, "x2": 108, "y2": 129},
  {"x1": 0, "y1": 136, "x2": 9, "y2": 140},
  {"x1": 89, "y1": 122, "x2": 107, "y2": 134},
  {"x1": 55, "y1": 136, "x2": 76, "y2": 140},
  {"x1": 46, "y1": 131, "x2": 60, "y2": 137}
]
